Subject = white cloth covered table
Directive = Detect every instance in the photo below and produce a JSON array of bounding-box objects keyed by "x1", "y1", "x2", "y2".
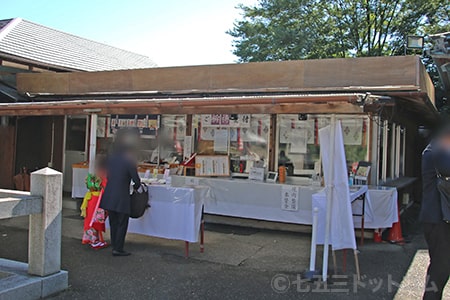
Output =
[
  {"x1": 127, "y1": 185, "x2": 209, "y2": 243},
  {"x1": 187, "y1": 177, "x2": 321, "y2": 224},
  {"x1": 312, "y1": 186, "x2": 398, "y2": 244}
]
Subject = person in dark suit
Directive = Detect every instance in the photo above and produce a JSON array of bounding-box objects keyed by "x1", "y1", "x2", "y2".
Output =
[
  {"x1": 101, "y1": 130, "x2": 141, "y2": 256},
  {"x1": 420, "y1": 128, "x2": 450, "y2": 300}
]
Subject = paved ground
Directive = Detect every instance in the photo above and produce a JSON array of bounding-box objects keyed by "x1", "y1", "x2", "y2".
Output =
[{"x1": 0, "y1": 205, "x2": 447, "y2": 299}]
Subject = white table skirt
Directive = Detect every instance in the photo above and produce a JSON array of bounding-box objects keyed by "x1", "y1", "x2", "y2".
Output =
[
  {"x1": 126, "y1": 185, "x2": 208, "y2": 243},
  {"x1": 199, "y1": 177, "x2": 321, "y2": 224},
  {"x1": 171, "y1": 176, "x2": 398, "y2": 229},
  {"x1": 312, "y1": 186, "x2": 398, "y2": 244}
]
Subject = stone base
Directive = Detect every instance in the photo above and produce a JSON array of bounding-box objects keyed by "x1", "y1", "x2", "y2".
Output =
[{"x1": 0, "y1": 259, "x2": 68, "y2": 300}]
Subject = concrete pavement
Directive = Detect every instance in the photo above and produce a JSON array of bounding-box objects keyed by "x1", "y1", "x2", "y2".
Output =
[{"x1": 0, "y1": 208, "x2": 447, "y2": 299}]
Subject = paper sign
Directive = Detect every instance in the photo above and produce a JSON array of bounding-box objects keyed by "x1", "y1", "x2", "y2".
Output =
[
  {"x1": 281, "y1": 186, "x2": 299, "y2": 211},
  {"x1": 290, "y1": 129, "x2": 307, "y2": 153},
  {"x1": 214, "y1": 129, "x2": 229, "y2": 153},
  {"x1": 249, "y1": 167, "x2": 265, "y2": 182},
  {"x1": 183, "y1": 136, "x2": 193, "y2": 160}
]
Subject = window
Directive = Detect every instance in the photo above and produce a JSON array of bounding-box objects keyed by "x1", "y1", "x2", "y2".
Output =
[
  {"x1": 192, "y1": 114, "x2": 270, "y2": 175},
  {"x1": 276, "y1": 114, "x2": 370, "y2": 177},
  {"x1": 378, "y1": 121, "x2": 406, "y2": 183}
]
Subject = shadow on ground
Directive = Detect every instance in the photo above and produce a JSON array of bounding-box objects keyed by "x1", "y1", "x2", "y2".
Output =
[{"x1": 0, "y1": 203, "x2": 435, "y2": 299}]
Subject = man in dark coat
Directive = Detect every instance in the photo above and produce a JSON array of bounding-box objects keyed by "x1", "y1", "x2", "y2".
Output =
[
  {"x1": 101, "y1": 141, "x2": 141, "y2": 256},
  {"x1": 420, "y1": 131, "x2": 450, "y2": 299}
]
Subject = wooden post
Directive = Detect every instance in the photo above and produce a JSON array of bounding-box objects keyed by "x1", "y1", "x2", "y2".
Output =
[
  {"x1": 268, "y1": 114, "x2": 277, "y2": 172},
  {"x1": 185, "y1": 114, "x2": 192, "y2": 136}
]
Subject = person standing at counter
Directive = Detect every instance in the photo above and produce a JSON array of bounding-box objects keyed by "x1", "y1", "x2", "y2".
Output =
[
  {"x1": 420, "y1": 127, "x2": 450, "y2": 300},
  {"x1": 101, "y1": 129, "x2": 141, "y2": 257}
]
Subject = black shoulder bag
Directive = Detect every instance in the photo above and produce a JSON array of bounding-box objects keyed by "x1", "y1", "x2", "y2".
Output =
[{"x1": 130, "y1": 183, "x2": 150, "y2": 219}]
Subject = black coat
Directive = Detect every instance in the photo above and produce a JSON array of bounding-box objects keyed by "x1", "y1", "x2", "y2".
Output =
[
  {"x1": 419, "y1": 144, "x2": 444, "y2": 223},
  {"x1": 100, "y1": 151, "x2": 141, "y2": 215}
]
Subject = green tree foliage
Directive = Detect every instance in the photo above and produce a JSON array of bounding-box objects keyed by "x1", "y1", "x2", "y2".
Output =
[{"x1": 228, "y1": 0, "x2": 450, "y2": 62}]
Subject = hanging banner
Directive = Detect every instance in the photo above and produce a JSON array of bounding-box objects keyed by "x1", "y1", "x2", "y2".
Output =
[
  {"x1": 110, "y1": 114, "x2": 160, "y2": 137},
  {"x1": 201, "y1": 114, "x2": 251, "y2": 128}
]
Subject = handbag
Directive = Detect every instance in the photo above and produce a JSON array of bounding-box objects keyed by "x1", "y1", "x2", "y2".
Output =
[
  {"x1": 435, "y1": 172, "x2": 450, "y2": 222},
  {"x1": 130, "y1": 183, "x2": 150, "y2": 219}
]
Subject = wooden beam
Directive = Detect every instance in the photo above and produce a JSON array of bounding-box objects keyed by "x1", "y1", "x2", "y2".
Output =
[
  {"x1": 0, "y1": 102, "x2": 363, "y2": 116},
  {"x1": 17, "y1": 56, "x2": 421, "y2": 95}
]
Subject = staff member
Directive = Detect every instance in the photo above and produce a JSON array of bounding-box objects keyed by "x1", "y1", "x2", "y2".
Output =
[
  {"x1": 101, "y1": 129, "x2": 141, "y2": 257},
  {"x1": 420, "y1": 127, "x2": 450, "y2": 300}
]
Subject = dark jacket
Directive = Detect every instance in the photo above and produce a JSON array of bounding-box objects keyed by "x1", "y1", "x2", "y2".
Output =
[
  {"x1": 420, "y1": 144, "x2": 444, "y2": 223},
  {"x1": 100, "y1": 150, "x2": 141, "y2": 215}
]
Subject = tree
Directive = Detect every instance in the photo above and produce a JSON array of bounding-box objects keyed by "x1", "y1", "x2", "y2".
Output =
[{"x1": 228, "y1": 0, "x2": 450, "y2": 62}]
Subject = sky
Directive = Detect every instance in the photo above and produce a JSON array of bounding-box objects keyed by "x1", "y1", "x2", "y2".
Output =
[{"x1": 1, "y1": 0, "x2": 258, "y2": 67}]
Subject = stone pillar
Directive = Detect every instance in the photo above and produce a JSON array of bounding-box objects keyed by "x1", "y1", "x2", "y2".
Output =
[{"x1": 28, "y1": 167, "x2": 63, "y2": 276}]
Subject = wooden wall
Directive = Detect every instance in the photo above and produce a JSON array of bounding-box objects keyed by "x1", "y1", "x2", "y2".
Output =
[
  {"x1": 0, "y1": 125, "x2": 16, "y2": 189},
  {"x1": 15, "y1": 116, "x2": 64, "y2": 174}
]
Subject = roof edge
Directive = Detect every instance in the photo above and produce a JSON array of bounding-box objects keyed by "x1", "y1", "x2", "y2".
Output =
[{"x1": 0, "y1": 18, "x2": 22, "y2": 42}]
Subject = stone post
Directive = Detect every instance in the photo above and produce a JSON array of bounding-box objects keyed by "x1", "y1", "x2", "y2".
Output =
[{"x1": 28, "y1": 167, "x2": 63, "y2": 276}]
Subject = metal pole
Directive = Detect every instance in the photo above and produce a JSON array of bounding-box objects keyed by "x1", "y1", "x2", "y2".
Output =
[
  {"x1": 395, "y1": 125, "x2": 401, "y2": 178},
  {"x1": 88, "y1": 114, "x2": 97, "y2": 174},
  {"x1": 381, "y1": 120, "x2": 388, "y2": 182},
  {"x1": 322, "y1": 114, "x2": 336, "y2": 282},
  {"x1": 309, "y1": 207, "x2": 319, "y2": 272}
]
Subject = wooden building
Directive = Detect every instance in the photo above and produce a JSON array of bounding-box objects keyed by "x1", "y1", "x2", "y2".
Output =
[{"x1": 0, "y1": 56, "x2": 437, "y2": 209}]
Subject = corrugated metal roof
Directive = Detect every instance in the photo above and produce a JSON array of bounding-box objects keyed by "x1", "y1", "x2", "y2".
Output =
[{"x1": 0, "y1": 18, "x2": 157, "y2": 71}]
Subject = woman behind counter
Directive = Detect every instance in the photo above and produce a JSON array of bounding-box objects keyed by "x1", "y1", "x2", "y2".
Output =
[{"x1": 100, "y1": 129, "x2": 141, "y2": 257}]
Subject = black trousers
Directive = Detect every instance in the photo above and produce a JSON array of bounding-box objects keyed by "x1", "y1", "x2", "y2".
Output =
[
  {"x1": 108, "y1": 211, "x2": 130, "y2": 252},
  {"x1": 423, "y1": 222, "x2": 450, "y2": 300}
]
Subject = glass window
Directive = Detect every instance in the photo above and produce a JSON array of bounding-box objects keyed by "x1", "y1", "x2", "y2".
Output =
[
  {"x1": 157, "y1": 115, "x2": 186, "y2": 163},
  {"x1": 96, "y1": 114, "x2": 186, "y2": 164},
  {"x1": 65, "y1": 117, "x2": 87, "y2": 151},
  {"x1": 193, "y1": 114, "x2": 270, "y2": 174},
  {"x1": 277, "y1": 114, "x2": 369, "y2": 177}
]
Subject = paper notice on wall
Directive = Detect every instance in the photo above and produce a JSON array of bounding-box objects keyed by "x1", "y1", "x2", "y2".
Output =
[
  {"x1": 183, "y1": 136, "x2": 193, "y2": 160},
  {"x1": 281, "y1": 185, "x2": 299, "y2": 211},
  {"x1": 200, "y1": 127, "x2": 215, "y2": 141},
  {"x1": 279, "y1": 127, "x2": 290, "y2": 143},
  {"x1": 341, "y1": 119, "x2": 363, "y2": 145},
  {"x1": 240, "y1": 127, "x2": 253, "y2": 142},
  {"x1": 201, "y1": 115, "x2": 212, "y2": 126},
  {"x1": 290, "y1": 129, "x2": 307, "y2": 153},
  {"x1": 214, "y1": 129, "x2": 229, "y2": 153},
  {"x1": 229, "y1": 128, "x2": 238, "y2": 142},
  {"x1": 305, "y1": 119, "x2": 315, "y2": 144}
]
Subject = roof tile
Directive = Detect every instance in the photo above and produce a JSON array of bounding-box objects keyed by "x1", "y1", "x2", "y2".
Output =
[{"x1": 0, "y1": 18, "x2": 157, "y2": 71}]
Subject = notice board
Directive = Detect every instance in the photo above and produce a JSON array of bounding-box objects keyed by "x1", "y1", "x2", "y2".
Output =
[{"x1": 195, "y1": 155, "x2": 230, "y2": 177}]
